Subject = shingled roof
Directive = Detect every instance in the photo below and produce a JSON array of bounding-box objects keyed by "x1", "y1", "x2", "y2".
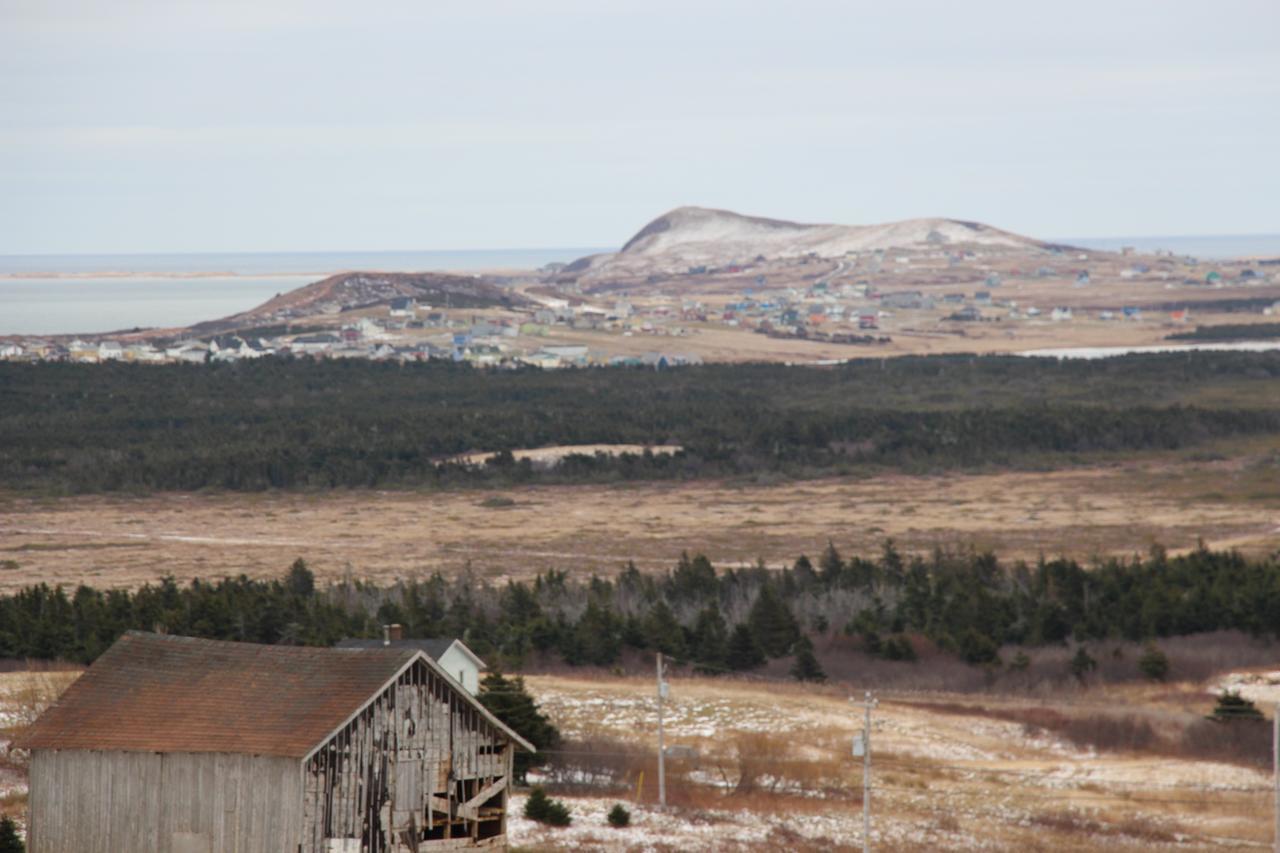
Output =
[{"x1": 16, "y1": 632, "x2": 529, "y2": 758}]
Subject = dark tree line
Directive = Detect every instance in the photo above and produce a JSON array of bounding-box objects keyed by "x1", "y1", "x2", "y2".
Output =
[
  {"x1": 3, "y1": 546, "x2": 1279, "y2": 675},
  {"x1": 3, "y1": 352, "x2": 1280, "y2": 492}
]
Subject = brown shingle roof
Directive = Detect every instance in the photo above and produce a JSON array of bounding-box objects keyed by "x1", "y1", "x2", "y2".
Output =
[{"x1": 15, "y1": 632, "x2": 420, "y2": 758}]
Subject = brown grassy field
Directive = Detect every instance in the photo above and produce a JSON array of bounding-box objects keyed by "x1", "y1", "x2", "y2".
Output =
[
  {"x1": 2, "y1": 662, "x2": 1272, "y2": 850},
  {"x1": 1, "y1": 451, "x2": 1277, "y2": 592},
  {"x1": 506, "y1": 669, "x2": 1275, "y2": 851}
]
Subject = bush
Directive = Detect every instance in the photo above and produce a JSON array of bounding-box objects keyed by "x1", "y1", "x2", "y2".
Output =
[
  {"x1": 1182, "y1": 715, "x2": 1271, "y2": 769},
  {"x1": 1138, "y1": 644, "x2": 1170, "y2": 681},
  {"x1": 1069, "y1": 647, "x2": 1097, "y2": 682},
  {"x1": 0, "y1": 816, "x2": 23, "y2": 853},
  {"x1": 789, "y1": 635, "x2": 827, "y2": 682},
  {"x1": 523, "y1": 786, "x2": 572, "y2": 827},
  {"x1": 1208, "y1": 690, "x2": 1265, "y2": 722},
  {"x1": 607, "y1": 803, "x2": 632, "y2": 828}
]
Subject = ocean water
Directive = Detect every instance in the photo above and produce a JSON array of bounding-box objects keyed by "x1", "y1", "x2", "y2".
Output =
[
  {"x1": 0, "y1": 248, "x2": 607, "y2": 276},
  {"x1": 0, "y1": 275, "x2": 316, "y2": 336},
  {"x1": 0, "y1": 248, "x2": 606, "y2": 335}
]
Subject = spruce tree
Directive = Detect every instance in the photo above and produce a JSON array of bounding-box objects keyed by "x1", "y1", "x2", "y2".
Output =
[
  {"x1": 478, "y1": 672, "x2": 561, "y2": 783},
  {"x1": 818, "y1": 541, "x2": 844, "y2": 587},
  {"x1": 0, "y1": 815, "x2": 22, "y2": 853},
  {"x1": 690, "y1": 605, "x2": 728, "y2": 672},
  {"x1": 1209, "y1": 691, "x2": 1265, "y2": 722},
  {"x1": 790, "y1": 635, "x2": 826, "y2": 682},
  {"x1": 1138, "y1": 643, "x2": 1170, "y2": 682},
  {"x1": 726, "y1": 623, "x2": 766, "y2": 671},
  {"x1": 643, "y1": 602, "x2": 686, "y2": 657},
  {"x1": 1069, "y1": 646, "x2": 1097, "y2": 682},
  {"x1": 523, "y1": 786, "x2": 572, "y2": 827},
  {"x1": 747, "y1": 583, "x2": 800, "y2": 658}
]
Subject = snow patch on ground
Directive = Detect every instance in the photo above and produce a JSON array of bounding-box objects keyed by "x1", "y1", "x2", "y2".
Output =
[{"x1": 508, "y1": 792, "x2": 987, "y2": 851}]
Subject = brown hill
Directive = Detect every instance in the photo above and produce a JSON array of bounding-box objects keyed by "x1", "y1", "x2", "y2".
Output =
[{"x1": 192, "y1": 271, "x2": 530, "y2": 333}]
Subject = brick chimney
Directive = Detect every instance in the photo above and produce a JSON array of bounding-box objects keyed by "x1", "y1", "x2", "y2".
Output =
[{"x1": 384, "y1": 623, "x2": 403, "y2": 644}]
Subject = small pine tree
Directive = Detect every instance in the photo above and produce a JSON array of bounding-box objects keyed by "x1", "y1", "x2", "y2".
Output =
[
  {"x1": 0, "y1": 816, "x2": 23, "y2": 853},
  {"x1": 285, "y1": 558, "x2": 315, "y2": 597},
  {"x1": 725, "y1": 623, "x2": 765, "y2": 671},
  {"x1": 1009, "y1": 651, "x2": 1031, "y2": 672},
  {"x1": 747, "y1": 583, "x2": 800, "y2": 657},
  {"x1": 883, "y1": 634, "x2": 917, "y2": 662},
  {"x1": 1138, "y1": 643, "x2": 1170, "y2": 682},
  {"x1": 1209, "y1": 690, "x2": 1265, "y2": 722},
  {"x1": 607, "y1": 803, "x2": 631, "y2": 828},
  {"x1": 523, "y1": 786, "x2": 572, "y2": 827},
  {"x1": 1069, "y1": 646, "x2": 1097, "y2": 682},
  {"x1": 790, "y1": 635, "x2": 827, "y2": 682}
]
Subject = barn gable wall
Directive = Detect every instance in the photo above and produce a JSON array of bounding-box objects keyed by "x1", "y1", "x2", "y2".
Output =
[
  {"x1": 303, "y1": 658, "x2": 513, "y2": 851},
  {"x1": 29, "y1": 749, "x2": 302, "y2": 853}
]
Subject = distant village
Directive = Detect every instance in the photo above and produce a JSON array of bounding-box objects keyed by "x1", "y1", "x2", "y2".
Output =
[{"x1": 2, "y1": 245, "x2": 1278, "y2": 367}]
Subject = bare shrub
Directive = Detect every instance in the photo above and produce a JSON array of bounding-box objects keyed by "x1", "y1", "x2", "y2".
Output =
[
  {"x1": 1179, "y1": 717, "x2": 1271, "y2": 770},
  {"x1": 541, "y1": 735, "x2": 652, "y2": 793},
  {"x1": 1058, "y1": 713, "x2": 1159, "y2": 753},
  {"x1": 732, "y1": 731, "x2": 792, "y2": 794}
]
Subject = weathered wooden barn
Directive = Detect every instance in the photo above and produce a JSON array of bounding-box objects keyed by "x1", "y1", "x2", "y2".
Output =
[{"x1": 17, "y1": 631, "x2": 533, "y2": 853}]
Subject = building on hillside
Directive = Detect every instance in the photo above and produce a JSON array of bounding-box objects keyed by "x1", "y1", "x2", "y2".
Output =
[
  {"x1": 389, "y1": 297, "x2": 417, "y2": 317},
  {"x1": 17, "y1": 632, "x2": 532, "y2": 853},
  {"x1": 881, "y1": 291, "x2": 928, "y2": 310},
  {"x1": 946, "y1": 306, "x2": 982, "y2": 322},
  {"x1": 337, "y1": 626, "x2": 488, "y2": 695}
]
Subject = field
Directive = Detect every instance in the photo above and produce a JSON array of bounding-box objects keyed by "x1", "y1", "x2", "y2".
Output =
[
  {"x1": 1, "y1": 660, "x2": 1273, "y2": 850},
  {"x1": 502, "y1": 669, "x2": 1277, "y2": 851},
  {"x1": 2, "y1": 448, "x2": 1278, "y2": 593}
]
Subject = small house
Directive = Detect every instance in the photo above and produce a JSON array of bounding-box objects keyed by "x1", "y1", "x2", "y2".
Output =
[
  {"x1": 338, "y1": 627, "x2": 487, "y2": 695},
  {"x1": 946, "y1": 306, "x2": 982, "y2": 322},
  {"x1": 389, "y1": 297, "x2": 417, "y2": 318},
  {"x1": 18, "y1": 632, "x2": 531, "y2": 853}
]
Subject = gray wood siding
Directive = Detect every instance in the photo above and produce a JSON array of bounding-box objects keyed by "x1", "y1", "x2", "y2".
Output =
[
  {"x1": 302, "y1": 659, "x2": 511, "y2": 851},
  {"x1": 29, "y1": 750, "x2": 302, "y2": 853}
]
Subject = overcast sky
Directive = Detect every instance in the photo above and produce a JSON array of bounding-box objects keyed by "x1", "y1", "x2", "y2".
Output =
[{"x1": 2, "y1": 0, "x2": 1277, "y2": 254}]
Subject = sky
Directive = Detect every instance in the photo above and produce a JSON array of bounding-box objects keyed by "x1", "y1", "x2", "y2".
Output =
[{"x1": 1, "y1": 0, "x2": 1277, "y2": 254}]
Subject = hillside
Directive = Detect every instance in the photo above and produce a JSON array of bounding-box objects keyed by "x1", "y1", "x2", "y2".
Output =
[
  {"x1": 191, "y1": 270, "x2": 530, "y2": 333},
  {"x1": 560, "y1": 205, "x2": 1059, "y2": 284}
]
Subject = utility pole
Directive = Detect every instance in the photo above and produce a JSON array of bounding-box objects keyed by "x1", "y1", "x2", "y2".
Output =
[
  {"x1": 657, "y1": 652, "x2": 667, "y2": 808},
  {"x1": 855, "y1": 691, "x2": 875, "y2": 850}
]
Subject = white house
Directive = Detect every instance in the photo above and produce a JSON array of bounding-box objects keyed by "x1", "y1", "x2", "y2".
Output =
[
  {"x1": 388, "y1": 296, "x2": 417, "y2": 318},
  {"x1": 336, "y1": 626, "x2": 488, "y2": 695}
]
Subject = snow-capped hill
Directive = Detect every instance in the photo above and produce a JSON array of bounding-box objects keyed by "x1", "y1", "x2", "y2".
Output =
[
  {"x1": 567, "y1": 206, "x2": 1049, "y2": 282},
  {"x1": 619, "y1": 206, "x2": 815, "y2": 255}
]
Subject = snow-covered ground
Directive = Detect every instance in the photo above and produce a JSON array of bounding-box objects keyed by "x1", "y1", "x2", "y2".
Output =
[{"x1": 508, "y1": 792, "x2": 986, "y2": 852}]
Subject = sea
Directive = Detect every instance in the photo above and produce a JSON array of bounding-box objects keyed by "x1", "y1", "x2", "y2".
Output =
[
  {"x1": 0, "y1": 248, "x2": 606, "y2": 336},
  {"x1": 2, "y1": 237, "x2": 1278, "y2": 336}
]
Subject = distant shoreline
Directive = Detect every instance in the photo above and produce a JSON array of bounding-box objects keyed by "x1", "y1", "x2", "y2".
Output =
[{"x1": 0, "y1": 247, "x2": 611, "y2": 278}]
